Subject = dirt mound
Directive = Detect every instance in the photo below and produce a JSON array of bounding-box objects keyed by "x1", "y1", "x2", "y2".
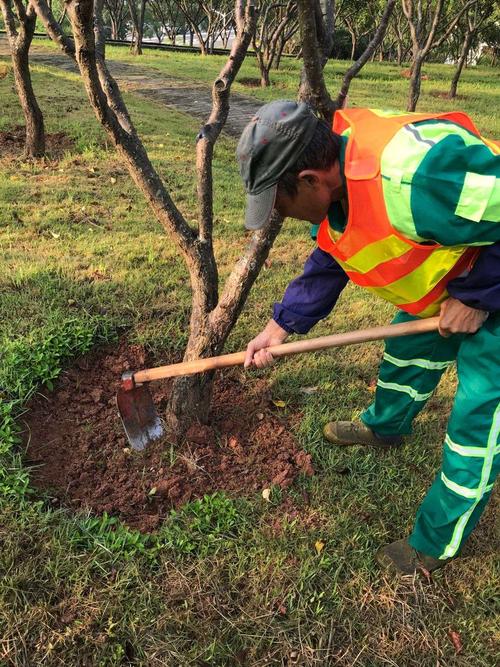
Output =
[
  {"x1": 0, "y1": 125, "x2": 73, "y2": 159},
  {"x1": 23, "y1": 342, "x2": 314, "y2": 532},
  {"x1": 400, "y1": 68, "x2": 429, "y2": 80}
]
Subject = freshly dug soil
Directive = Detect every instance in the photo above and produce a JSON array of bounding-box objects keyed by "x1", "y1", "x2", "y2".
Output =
[
  {"x1": 0, "y1": 125, "x2": 74, "y2": 159},
  {"x1": 23, "y1": 342, "x2": 314, "y2": 532}
]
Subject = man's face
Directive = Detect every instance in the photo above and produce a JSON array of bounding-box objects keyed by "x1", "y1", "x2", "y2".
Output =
[{"x1": 274, "y1": 163, "x2": 343, "y2": 225}]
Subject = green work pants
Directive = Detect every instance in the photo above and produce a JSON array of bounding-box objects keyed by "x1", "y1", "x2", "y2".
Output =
[{"x1": 361, "y1": 310, "x2": 500, "y2": 559}]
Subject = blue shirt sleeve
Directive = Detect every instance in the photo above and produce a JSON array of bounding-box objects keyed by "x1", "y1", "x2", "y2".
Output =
[
  {"x1": 273, "y1": 247, "x2": 349, "y2": 334},
  {"x1": 447, "y1": 242, "x2": 500, "y2": 312}
]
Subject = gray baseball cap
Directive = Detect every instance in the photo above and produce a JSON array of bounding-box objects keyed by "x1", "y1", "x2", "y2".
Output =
[{"x1": 237, "y1": 100, "x2": 319, "y2": 230}]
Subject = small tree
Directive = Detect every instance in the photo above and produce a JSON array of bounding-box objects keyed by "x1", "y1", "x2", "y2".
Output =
[
  {"x1": 0, "y1": 0, "x2": 45, "y2": 157},
  {"x1": 342, "y1": 0, "x2": 373, "y2": 60},
  {"x1": 336, "y1": 0, "x2": 396, "y2": 108},
  {"x1": 253, "y1": 1, "x2": 299, "y2": 87},
  {"x1": 449, "y1": 0, "x2": 495, "y2": 99},
  {"x1": 402, "y1": 0, "x2": 478, "y2": 111},
  {"x1": 129, "y1": 0, "x2": 147, "y2": 54},
  {"x1": 387, "y1": 2, "x2": 412, "y2": 65},
  {"x1": 297, "y1": 0, "x2": 396, "y2": 122},
  {"x1": 176, "y1": 0, "x2": 234, "y2": 54},
  {"x1": 33, "y1": 0, "x2": 285, "y2": 436},
  {"x1": 104, "y1": 0, "x2": 127, "y2": 40}
]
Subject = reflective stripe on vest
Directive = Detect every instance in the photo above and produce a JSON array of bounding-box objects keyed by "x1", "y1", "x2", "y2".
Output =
[{"x1": 317, "y1": 108, "x2": 488, "y2": 317}]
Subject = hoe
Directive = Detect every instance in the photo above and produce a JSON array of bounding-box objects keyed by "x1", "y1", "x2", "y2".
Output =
[{"x1": 117, "y1": 316, "x2": 439, "y2": 450}]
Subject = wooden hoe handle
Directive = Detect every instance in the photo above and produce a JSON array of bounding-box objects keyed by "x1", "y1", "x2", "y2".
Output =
[{"x1": 132, "y1": 316, "x2": 440, "y2": 384}]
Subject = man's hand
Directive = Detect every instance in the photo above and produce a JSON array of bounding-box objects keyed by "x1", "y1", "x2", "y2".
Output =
[
  {"x1": 244, "y1": 319, "x2": 289, "y2": 369},
  {"x1": 438, "y1": 297, "x2": 488, "y2": 337}
]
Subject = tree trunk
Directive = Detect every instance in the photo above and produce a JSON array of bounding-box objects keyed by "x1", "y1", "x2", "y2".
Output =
[
  {"x1": 260, "y1": 68, "x2": 270, "y2": 87},
  {"x1": 396, "y1": 39, "x2": 403, "y2": 65},
  {"x1": 0, "y1": 1, "x2": 45, "y2": 157},
  {"x1": 297, "y1": 0, "x2": 336, "y2": 123},
  {"x1": 449, "y1": 31, "x2": 473, "y2": 99},
  {"x1": 350, "y1": 34, "x2": 356, "y2": 60},
  {"x1": 407, "y1": 55, "x2": 422, "y2": 111},
  {"x1": 129, "y1": 0, "x2": 146, "y2": 55},
  {"x1": 12, "y1": 46, "x2": 45, "y2": 157}
]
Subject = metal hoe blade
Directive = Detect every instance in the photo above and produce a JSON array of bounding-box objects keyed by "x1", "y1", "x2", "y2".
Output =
[{"x1": 116, "y1": 384, "x2": 164, "y2": 451}]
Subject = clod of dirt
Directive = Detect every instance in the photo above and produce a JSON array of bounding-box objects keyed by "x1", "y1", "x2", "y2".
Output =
[{"x1": 23, "y1": 342, "x2": 314, "y2": 532}]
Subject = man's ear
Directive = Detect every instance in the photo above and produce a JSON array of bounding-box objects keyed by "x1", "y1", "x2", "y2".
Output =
[{"x1": 297, "y1": 169, "x2": 322, "y2": 188}]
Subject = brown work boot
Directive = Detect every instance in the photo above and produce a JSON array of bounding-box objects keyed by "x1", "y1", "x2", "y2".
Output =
[
  {"x1": 376, "y1": 538, "x2": 452, "y2": 575},
  {"x1": 323, "y1": 421, "x2": 402, "y2": 448}
]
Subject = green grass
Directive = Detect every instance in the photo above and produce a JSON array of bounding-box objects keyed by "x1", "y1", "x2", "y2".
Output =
[{"x1": 0, "y1": 47, "x2": 499, "y2": 665}]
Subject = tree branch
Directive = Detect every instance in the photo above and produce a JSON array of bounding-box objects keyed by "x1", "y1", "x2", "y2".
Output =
[
  {"x1": 0, "y1": 0, "x2": 19, "y2": 42},
  {"x1": 432, "y1": 0, "x2": 478, "y2": 49},
  {"x1": 210, "y1": 210, "x2": 284, "y2": 334},
  {"x1": 30, "y1": 0, "x2": 76, "y2": 57},
  {"x1": 196, "y1": 0, "x2": 257, "y2": 245}
]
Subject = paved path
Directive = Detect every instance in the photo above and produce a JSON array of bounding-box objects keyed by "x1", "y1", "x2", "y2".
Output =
[{"x1": 0, "y1": 36, "x2": 261, "y2": 138}]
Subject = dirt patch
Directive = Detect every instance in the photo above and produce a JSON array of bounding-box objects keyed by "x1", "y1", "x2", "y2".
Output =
[
  {"x1": 23, "y1": 342, "x2": 314, "y2": 532},
  {"x1": 263, "y1": 496, "x2": 324, "y2": 538},
  {"x1": 238, "y1": 76, "x2": 262, "y2": 87},
  {"x1": 430, "y1": 90, "x2": 466, "y2": 100},
  {"x1": 0, "y1": 125, "x2": 74, "y2": 159},
  {"x1": 400, "y1": 68, "x2": 429, "y2": 80}
]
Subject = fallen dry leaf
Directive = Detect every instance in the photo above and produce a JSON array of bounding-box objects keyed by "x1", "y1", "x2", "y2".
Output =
[
  {"x1": 315, "y1": 540, "x2": 325, "y2": 554},
  {"x1": 262, "y1": 488, "x2": 271, "y2": 502},
  {"x1": 447, "y1": 629, "x2": 463, "y2": 654},
  {"x1": 272, "y1": 399, "x2": 286, "y2": 408},
  {"x1": 110, "y1": 176, "x2": 117, "y2": 184}
]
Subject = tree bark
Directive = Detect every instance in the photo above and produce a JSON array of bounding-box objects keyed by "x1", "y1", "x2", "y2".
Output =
[
  {"x1": 129, "y1": 0, "x2": 146, "y2": 55},
  {"x1": 407, "y1": 54, "x2": 422, "y2": 111},
  {"x1": 297, "y1": 0, "x2": 336, "y2": 123},
  {"x1": 0, "y1": 0, "x2": 45, "y2": 157}
]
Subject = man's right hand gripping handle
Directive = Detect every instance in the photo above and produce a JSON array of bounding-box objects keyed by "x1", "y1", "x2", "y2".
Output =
[{"x1": 244, "y1": 319, "x2": 289, "y2": 369}]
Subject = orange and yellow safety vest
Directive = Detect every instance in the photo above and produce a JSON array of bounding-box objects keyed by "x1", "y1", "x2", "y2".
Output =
[{"x1": 317, "y1": 108, "x2": 497, "y2": 317}]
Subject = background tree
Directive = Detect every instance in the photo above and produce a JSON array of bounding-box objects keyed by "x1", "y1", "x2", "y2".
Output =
[
  {"x1": 253, "y1": 1, "x2": 298, "y2": 87},
  {"x1": 336, "y1": 0, "x2": 396, "y2": 108},
  {"x1": 129, "y1": 0, "x2": 147, "y2": 54},
  {"x1": 104, "y1": 0, "x2": 127, "y2": 40},
  {"x1": 297, "y1": 0, "x2": 395, "y2": 123},
  {"x1": 448, "y1": 0, "x2": 495, "y2": 98},
  {"x1": 402, "y1": 0, "x2": 478, "y2": 111},
  {"x1": 0, "y1": 0, "x2": 45, "y2": 156},
  {"x1": 478, "y1": 19, "x2": 499, "y2": 67},
  {"x1": 386, "y1": 1, "x2": 412, "y2": 64},
  {"x1": 176, "y1": 0, "x2": 234, "y2": 54},
  {"x1": 33, "y1": 0, "x2": 286, "y2": 436},
  {"x1": 341, "y1": 0, "x2": 373, "y2": 60}
]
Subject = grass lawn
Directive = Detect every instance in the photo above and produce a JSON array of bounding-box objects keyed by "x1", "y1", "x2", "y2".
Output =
[{"x1": 0, "y1": 46, "x2": 499, "y2": 666}]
